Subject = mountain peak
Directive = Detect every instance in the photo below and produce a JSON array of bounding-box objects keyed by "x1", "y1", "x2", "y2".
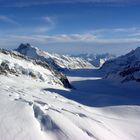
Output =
[
  {"x1": 15, "y1": 44, "x2": 94, "y2": 70},
  {"x1": 19, "y1": 43, "x2": 32, "y2": 49},
  {"x1": 134, "y1": 46, "x2": 140, "y2": 51},
  {"x1": 122, "y1": 46, "x2": 140, "y2": 61},
  {"x1": 18, "y1": 43, "x2": 39, "y2": 51},
  {"x1": 133, "y1": 46, "x2": 140, "y2": 56},
  {"x1": 101, "y1": 47, "x2": 140, "y2": 83},
  {"x1": 16, "y1": 43, "x2": 40, "y2": 58}
]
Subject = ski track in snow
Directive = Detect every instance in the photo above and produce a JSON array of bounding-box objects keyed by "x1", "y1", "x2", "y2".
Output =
[{"x1": 0, "y1": 69, "x2": 140, "y2": 140}]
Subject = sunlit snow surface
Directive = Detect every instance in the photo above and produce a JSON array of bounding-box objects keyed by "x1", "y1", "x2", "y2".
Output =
[{"x1": 0, "y1": 68, "x2": 140, "y2": 140}]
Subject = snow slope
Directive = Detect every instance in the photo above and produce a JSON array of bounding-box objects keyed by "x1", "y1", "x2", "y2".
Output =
[
  {"x1": 101, "y1": 47, "x2": 140, "y2": 83},
  {"x1": 15, "y1": 43, "x2": 94, "y2": 70},
  {"x1": 72, "y1": 53, "x2": 115, "y2": 67},
  {"x1": 0, "y1": 47, "x2": 140, "y2": 140},
  {"x1": 0, "y1": 48, "x2": 71, "y2": 88},
  {"x1": 0, "y1": 68, "x2": 140, "y2": 140}
]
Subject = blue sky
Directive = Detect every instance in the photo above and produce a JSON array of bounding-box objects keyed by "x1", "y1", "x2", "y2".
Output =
[{"x1": 0, "y1": 0, "x2": 140, "y2": 55}]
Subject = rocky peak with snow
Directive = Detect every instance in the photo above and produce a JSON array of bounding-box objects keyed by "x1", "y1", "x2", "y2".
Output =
[
  {"x1": 15, "y1": 43, "x2": 94, "y2": 71},
  {"x1": 101, "y1": 47, "x2": 140, "y2": 83},
  {"x1": 15, "y1": 43, "x2": 39, "y2": 58},
  {"x1": 0, "y1": 48, "x2": 71, "y2": 88}
]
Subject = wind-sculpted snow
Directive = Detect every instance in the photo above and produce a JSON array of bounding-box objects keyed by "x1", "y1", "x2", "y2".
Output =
[
  {"x1": 101, "y1": 47, "x2": 140, "y2": 83},
  {"x1": 0, "y1": 48, "x2": 71, "y2": 88},
  {"x1": 15, "y1": 43, "x2": 94, "y2": 70}
]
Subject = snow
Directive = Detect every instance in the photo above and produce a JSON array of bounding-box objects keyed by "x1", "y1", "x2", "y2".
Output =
[
  {"x1": 0, "y1": 46, "x2": 140, "y2": 140},
  {"x1": 15, "y1": 43, "x2": 94, "y2": 70},
  {"x1": 101, "y1": 47, "x2": 140, "y2": 83},
  {"x1": 101, "y1": 47, "x2": 140, "y2": 73},
  {"x1": 0, "y1": 50, "x2": 71, "y2": 87},
  {"x1": 0, "y1": 68, "x2": 140, "y2": 140},
  {"x1": 72, "y1": 53, "x2": 116, "y2": 68}
]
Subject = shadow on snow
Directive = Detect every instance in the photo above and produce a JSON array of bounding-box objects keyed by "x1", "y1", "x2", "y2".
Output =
[{"x1": 45, "y1": 69, "x2": 140, "y2": 107}]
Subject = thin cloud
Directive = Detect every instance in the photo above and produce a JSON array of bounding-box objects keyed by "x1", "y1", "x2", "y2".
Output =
[
  {"x1": 90, "y1": 27, "x2": 138, "y2": 34},
  {"x1": 42, "y1": 16, "x2": 55, "y2": 25},
  {"x1": 89, "y1": 27, "x2": 140, "y2": 39},
  {"x1": 9, "y1": 33, "x2": 96, "y2": 43},
  {"x1": 9, "y1": 32, "x2": 140, "y2": 44},
  {"x1": 1, "y1": 27, "x2": 140, "y2": 49},
  {"x1": 0, "y1": 15, "x2": 19, "y2": 26},
  {"x1": 31, "y1": 16, "x2": 55, "y2": 33},
  {"x1": 34, "y1": 26, "x2": 53, "y2": 33}
]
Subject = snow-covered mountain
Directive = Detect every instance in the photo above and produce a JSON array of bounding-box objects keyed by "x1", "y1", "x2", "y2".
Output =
[
  {"x1": 72, "y1": 53, "x2": 115, "y2": 67},
  {"x1": 1, "y1": 46, "x2": 140, "y2": 140},
  {"x1": 0, "y1": 48, "x2": 71, "y2": 88},
  {"x1": 101, "y1": 47, "x2": 140, "y2": 83},
  {"x1": 15, "y1": 43, "x2": 94, "y2": 71}
]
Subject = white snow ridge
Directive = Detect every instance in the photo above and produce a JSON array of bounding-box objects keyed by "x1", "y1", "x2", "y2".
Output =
[
  {"x1": 0, "y1": 44, "x2": 140, "y2": 140},
  {"x1": 15, "y1": 43, "x2": 94, "y2": 70}
]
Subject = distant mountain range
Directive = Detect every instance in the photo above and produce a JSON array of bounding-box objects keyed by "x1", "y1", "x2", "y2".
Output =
[
  {"x1": 1, "y1": 43, "x2": 140, "y2": 84},
  {"x1": 72, "y1": 53, "x2": 116, "y2": 67}
]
